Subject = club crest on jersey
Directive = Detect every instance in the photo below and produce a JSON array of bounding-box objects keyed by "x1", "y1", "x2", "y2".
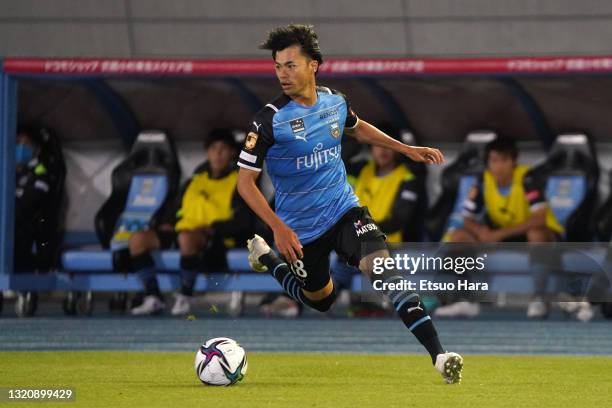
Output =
[
  {"x1": 245, "y1": 132, "x2": 258, "y2": 150},
  {"x1": 354, "y1": 220, "x2": 378, "y2": 236},
  {"x1": 330, "y1": 122, "x2": 340, "y2": 138}
]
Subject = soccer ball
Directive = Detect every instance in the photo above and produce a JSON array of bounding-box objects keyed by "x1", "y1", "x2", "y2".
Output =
[{"x1": 194, "y1": 337, "x2": 248, "y2": 386}]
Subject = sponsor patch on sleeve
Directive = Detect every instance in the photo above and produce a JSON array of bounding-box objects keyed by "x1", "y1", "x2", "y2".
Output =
[{"x1": 244, "y1": 131, "x2": 258, "y2": 151}]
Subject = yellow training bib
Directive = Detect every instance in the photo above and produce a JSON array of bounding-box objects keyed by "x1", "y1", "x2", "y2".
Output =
[
  {"x1": 483, "y1": 165, "x2": 562, "y2": 234},
  {"x1": 175, "y1": 170, "x2": 238, "y2": 232}
]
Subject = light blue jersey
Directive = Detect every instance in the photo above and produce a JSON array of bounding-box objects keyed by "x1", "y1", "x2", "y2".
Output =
[{"x1": 238, "y1": 86, "x2": 360, "y2": 243}]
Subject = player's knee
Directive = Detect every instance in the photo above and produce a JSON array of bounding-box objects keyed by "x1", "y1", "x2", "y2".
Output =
[
  {"x1": 303, "y1": 279, "x2": 337, "y2": 312},
  {"x1": 308, "y1": 289, "x2": 337, "y2": 312},
  {"x1": 128, "y1": 230, "x2": 158, "y2": 255},
  {"x1": 448, "y1": 228, "x2": 476, "y2": 243},
  {"x1": 527, "y1": 226, "x2": 556, "y2": 243},
  {"x1": 359, "y1": 249, "x2": 390, "y2": 278},
  {"x1": 178, "y1": 230, "x2": 205, "y2": 256}
]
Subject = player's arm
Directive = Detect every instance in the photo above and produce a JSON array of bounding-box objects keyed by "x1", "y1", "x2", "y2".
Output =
[
  {"x1": 488, "y1": 219, "x2": 531, "y2": 241},
  {"x1": 237, "y1": 113, "x2": 303, "y2": 263},
  {"x1": 461, "y1": 182, "x2": 486, "y2": 236},
  {"x1": 345, "y1": 119, "x2": 444, "y2": 165},
  {"x1": 237, "y1": 169, "x2": 303, "y2": 263}
]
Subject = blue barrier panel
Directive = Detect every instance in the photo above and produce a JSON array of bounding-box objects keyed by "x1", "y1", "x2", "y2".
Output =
[{"x1": 0, "y1": 62, "x2": 17, "y2": 277}]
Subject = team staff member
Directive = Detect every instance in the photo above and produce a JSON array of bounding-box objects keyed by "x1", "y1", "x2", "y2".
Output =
[{"x1": 14, "y1": 125, "x2": 61, "y2": 271}]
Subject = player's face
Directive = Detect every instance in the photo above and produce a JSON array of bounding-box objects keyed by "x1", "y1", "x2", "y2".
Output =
[
  {"x1": 207, "y1": 141, "x2": 236, "y2": 174},
  {"x1": 15, "y1": 132, "x2": 37, "y2": 168},
  {"x1": 372, "y1": 145, "x2": 398, "y2": 170},
  {"x1": 487, "y1": 150, "x2": 516, "y2": 185},
  {"x1": 274, "y1": 45, "x2": 318, "y2": 98}
]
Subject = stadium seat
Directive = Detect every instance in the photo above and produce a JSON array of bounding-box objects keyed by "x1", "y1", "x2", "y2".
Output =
[
  {"x1": 595, "y1": 169, "x2": 612, "y2": 242},
  {"x1": 425, "y1": 130, "x2": 497, "y2": 241},
  {"x1": 594, "y1": 170, "x2": 612, "y2": 319},
  {"x1": 525, "y1": 133, "x2": 599, "y2": 241},
  {"x1": 60, "y1": 130, "x2": 180, "y2": 314},
  {"x1": 94, "y1": 130, "x2": 181, "y2": 269}
]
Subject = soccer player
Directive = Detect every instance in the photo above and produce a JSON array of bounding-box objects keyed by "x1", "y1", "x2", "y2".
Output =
[{"x1": 236, "y1": 24, "x2": 463, "y2": 384}]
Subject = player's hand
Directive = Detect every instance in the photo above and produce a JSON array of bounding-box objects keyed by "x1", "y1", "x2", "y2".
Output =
[
  {"x1": 476, "y1": 226, "x2": 500, "y2": 242},
  {"x1": 403, "y1": 146, "x2": 445, "y2": 165},
  {"x1": 272, "y1": 223, "x2": 303, "y2": 264}
]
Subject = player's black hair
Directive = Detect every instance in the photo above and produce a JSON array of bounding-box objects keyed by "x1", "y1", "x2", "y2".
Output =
[
  {"x1": 204, "y1": 128, "x2": 238, "y2": 150},
  {"x1": 260, "y1": 24, "x2": 323, "y2": 70},
  {"x1": 485, "y1": 137, "x2": 518, "y2": 161}
]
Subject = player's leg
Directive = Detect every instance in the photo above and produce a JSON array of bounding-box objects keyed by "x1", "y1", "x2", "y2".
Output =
[
  {"x1": 526, "y1": 226, "x2": 555, "y2": 318},
  {"x1": 436, "y1": 227, "x2": 482, "y2": 317},
  {"x1": 128, "y1": 230, "x2": 164, "y2": 315},
  {"x1": 173, "y1": 229, "x2": 208, "y2": 315},
  {"x1": 247, "y1": 234, "x2": 338, "y2": 312},
  {"x1": 336, "y1": 206, "x2": 463, "y2": 384},
  {"x1": 528, "y1": 226, "x2": 594, "y2": 321}
]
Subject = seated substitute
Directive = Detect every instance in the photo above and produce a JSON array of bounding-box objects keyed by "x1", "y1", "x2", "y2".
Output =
[
  {"x1": 129, "y1": 129, "x2": 252, "y2": 315},
  {"x1": 441, "y1": 137, "x2": 562, "y2": 317}
]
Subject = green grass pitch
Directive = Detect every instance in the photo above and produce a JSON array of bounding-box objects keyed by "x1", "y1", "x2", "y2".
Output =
[{"x1": 1, "y1": 352, "x2": 611, "y2": 408}]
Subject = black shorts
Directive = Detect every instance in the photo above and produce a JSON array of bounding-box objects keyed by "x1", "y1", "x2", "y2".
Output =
[{"x1": 286, "y1": 206, "x2": 387, "y2": 292}]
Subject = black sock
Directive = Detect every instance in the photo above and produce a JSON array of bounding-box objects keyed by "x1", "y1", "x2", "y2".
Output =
[
  {"x1": 376, "y1": 274, "x2": 444, "y2": 364},
  {"x1": 260, "y1": 252, "x2": 337, "y2": 312},
  {"x1": 131, "y1": 252, "x2": 162, "y2": 299},
  {"x1": 180, "y1": 255, "x2": 199, "y2": 296},
  {"x1": 260, "y1": 252, "x2": 307, "y2": 305}
]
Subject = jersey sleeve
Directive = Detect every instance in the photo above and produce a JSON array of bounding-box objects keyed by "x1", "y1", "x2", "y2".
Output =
[
  {"x1": 330, "y1": 88, "x2": 359, "y2": 129},
  {"x1": 523, "y1": 173, "x2": 548, "y2": 211},
  {"x1": 462, "y1": 177, "x2": 484, "y2": 219},
  {"x1": 237, "y1": 108, "x2": 275, "y2": 172}
]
